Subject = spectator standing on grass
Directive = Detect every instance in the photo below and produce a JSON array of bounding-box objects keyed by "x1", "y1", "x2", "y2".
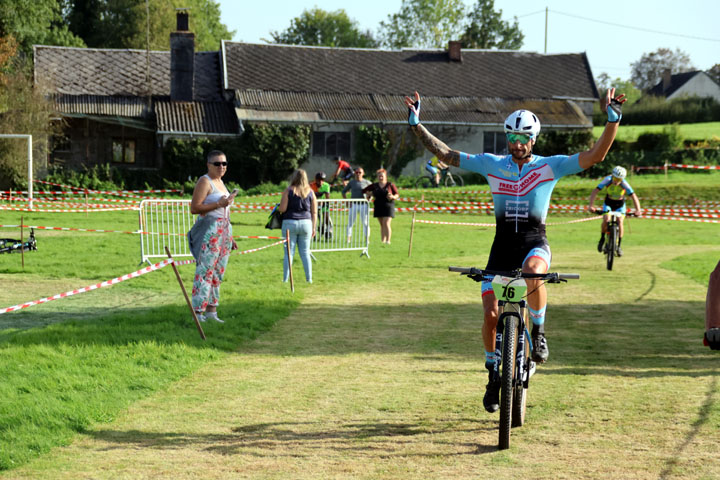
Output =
[
  {"x1": 279, "y1": 169, "x2": 317, "y2": 283},
  {"x1": 342, "y1": 167, "x2": 371, "y2": 242},
  {"x1": 188, "y1": 150, "x2": 238, "y2": 323},
  {"x1": 310, "y1": 171, "x2": 331, "y2": 238},
  {"x1": 706, "y1": 260, "x2": 720, "y2": 350},
  {"x1": 404, "y1": 88, "x2": 626, "y2": 413},
  {"x1": 363, "y1": 168, "x2": 399, "y2": 245}
]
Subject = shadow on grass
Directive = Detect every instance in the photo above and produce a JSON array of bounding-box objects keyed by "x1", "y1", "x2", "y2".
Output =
[
  {"x1": 87, "y1": 419, "x2": 499, "y2": 457},
  {"x1": 0, "y1": 296, "x2": 300, "y2": 352}
]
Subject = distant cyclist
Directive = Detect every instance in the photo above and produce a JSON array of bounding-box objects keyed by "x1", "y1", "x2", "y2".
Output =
[
  {"x1": 330, "y1": 156, "x2": 354, "y2": 186},
  {"x1": 404, "y1": 87, "x2": 626, "y2": 414},
  {"x1": 425, "y1": 156, "x2": 449, "y2": 187},
  {"x1": 587, "y1": 166, "x2": 642, "y2": 257}
]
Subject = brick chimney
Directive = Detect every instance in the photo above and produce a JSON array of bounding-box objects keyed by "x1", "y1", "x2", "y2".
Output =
[
  {"x1": 448, "y1": 41, "x2": 462, "y2": 62},
  {"x1": 170, "y1": 9, "x2": 194, "y2": 102},
  {"x1": 662, "y1": 69, "x2": 672, "y2": 92}
]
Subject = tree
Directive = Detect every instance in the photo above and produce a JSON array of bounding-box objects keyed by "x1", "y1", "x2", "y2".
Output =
[
  {"x1": 459, "y1": 0, "x2": 523, "y2": 50},
  {"x1": 0, "y1": 37, "x2": 58, "y2": 189},
  {"x1": 64, "y1": 0, "x2": 234, "y2": 51},
  {"x1": 630, "y1": 48, "x2": 694, "y2": 91},
  {"x1": 270, "y1": 8, "x2": 378, "y2": 48},
  {"x1": 0, "y1": 0, "x2": 85, "y2": 55},
  {"x1": 708, "y1": 64, "x2": 720, "y2": 85},
  {"x1": 595, "y1": 73, "x2": 641, "y2": 105},
  {"x1": 378, "y1": 0, "x2": 467, "y2": 49}
]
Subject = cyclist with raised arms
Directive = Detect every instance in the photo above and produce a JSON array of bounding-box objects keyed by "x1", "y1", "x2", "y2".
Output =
[
  {"x1": 404, "y1": 88, "x2": 626, "y2": 413},
  {"x1": 587, "y1": 166, "x2": 642, "y2": 256}
]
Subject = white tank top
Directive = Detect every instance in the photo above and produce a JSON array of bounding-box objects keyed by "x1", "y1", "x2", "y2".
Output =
[{"x1": 201, "y1": 174, "x2": 229, "y2": 218}]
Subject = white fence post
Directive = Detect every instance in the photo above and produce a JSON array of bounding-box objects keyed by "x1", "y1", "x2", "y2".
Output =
[
  {"x1": 311, "y1": 198, "x2": 370, "y2": 257},
  {"x1": 139, "y1": 199, "x2": 195, "y2": 264}
]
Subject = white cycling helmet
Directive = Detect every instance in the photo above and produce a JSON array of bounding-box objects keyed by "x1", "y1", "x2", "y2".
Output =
[
  {"x1": 504, "y1": 110, "x2": 541, "y2": 138},
  {"x1": 612, "y1": 166, "x2": 627, "y2": 179}
]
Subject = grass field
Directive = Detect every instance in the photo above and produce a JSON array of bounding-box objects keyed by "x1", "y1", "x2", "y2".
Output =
[
  {"x1": 593, "y1": 122, "x2": 720, "y2": 142},
  {"x1": 1, "y1": 178, "x2": 719, "y2": 479}
]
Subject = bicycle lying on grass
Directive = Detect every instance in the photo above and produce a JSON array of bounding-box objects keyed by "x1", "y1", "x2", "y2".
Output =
[
  {"x1": 415, "y1": 167, "x2": 464, "y2": 188},
  {"x1": 449, "y1": 266, "x2": 579, "y2": 450}
]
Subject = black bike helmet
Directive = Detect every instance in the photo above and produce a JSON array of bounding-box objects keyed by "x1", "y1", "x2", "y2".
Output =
[{"x1": 315, "y1": 171, "x2": 326, "y2": 180}]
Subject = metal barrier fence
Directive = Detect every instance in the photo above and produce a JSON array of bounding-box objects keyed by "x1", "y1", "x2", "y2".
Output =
[
  {"x1": 312, "y1": 198, "x2": 370, "y2": 257},
  {"x1": 139, "y1": 199, "x2": 194, "y2": 264}
]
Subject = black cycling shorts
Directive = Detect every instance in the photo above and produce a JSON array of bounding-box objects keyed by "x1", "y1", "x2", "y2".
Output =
[{"x1": 485, "y1": 230, "x2": 551, "y2": 272}]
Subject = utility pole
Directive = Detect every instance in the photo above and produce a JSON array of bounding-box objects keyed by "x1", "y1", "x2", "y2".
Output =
[{"x1": 544, "y1": 7, "x2": 548, "y2": 54}]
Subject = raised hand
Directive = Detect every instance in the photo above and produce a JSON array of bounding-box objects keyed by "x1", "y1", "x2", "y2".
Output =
[
  {"x1": 603, "y1": 88, "x2": 627, "y2": 123},
  {"x1": 404, "y1": 91, "x2": 421, "y2": 126}
]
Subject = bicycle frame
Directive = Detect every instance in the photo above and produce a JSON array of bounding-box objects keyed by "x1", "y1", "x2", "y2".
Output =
[{"x1": 602, "y1": 211, "x2": 623, "y2": 271}]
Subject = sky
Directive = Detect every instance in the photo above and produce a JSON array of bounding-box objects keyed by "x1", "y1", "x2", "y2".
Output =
[{"x1": 217, "y1": 0, "x2": 719, "y2": 84}]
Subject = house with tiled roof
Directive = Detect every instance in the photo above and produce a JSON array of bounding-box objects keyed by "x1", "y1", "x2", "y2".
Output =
[
  {"x1": 34, "y1": 10, "x2": 599, "y2": 175},
  {"x1": 224, "y1": 40, "x2": 599, "y2": 174},
  {"x1": 647, "y1": 70, "x2": 720, "y2": 102},
  {"x1": 34, "y1": 11, "x2": 240, "y2": 170}
]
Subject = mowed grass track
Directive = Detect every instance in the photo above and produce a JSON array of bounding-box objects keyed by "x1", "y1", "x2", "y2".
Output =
[{"x1": 2, "y1": 213, "x2": 719, "y2": 480}]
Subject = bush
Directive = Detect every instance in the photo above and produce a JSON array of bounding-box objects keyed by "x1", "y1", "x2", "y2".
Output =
[{"x1": 534, "y1": 129, "x2": 594, "y2": 157}]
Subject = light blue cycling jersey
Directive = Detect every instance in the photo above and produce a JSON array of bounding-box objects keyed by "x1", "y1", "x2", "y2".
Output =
[
  {"x1": 595, "y1": 175, "x2": 634, "y2": 200},
  {"x1": 460, "y1": 152, "x2": 583, "y2": 234}
]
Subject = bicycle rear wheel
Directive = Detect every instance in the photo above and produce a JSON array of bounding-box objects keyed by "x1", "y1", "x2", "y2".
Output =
[
  {"x1": 511, "y1": 323, "x2": 530, "y2": 428},
  {"x1": 415, "y1": 176, "x2": 433, "y2": 189},
  {"x1": 499, "y1": 312, "x2": 518, "y2": 450},
  {"x1": 606, "y1": 224, "x2": 617, "y2": 271}
]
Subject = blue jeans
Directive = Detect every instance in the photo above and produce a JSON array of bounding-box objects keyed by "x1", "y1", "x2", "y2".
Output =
[{"x1": 282, "y1": 219, "x2": 313, "y2": 282}]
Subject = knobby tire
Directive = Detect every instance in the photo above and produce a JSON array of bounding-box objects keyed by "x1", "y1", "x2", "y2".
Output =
[
  {"x1": 499, "y1": 312, "x2": 518, "y2": 450},
  {"x1": 415, "y1": 176, "x2": 433, "y2": 189},
  {"x1": 511, "y1": 323, "x2": 529, "y2": 428},
  {"x1": 606, "y1": 224, "x2": 617, "y2": 271},
  {"x1": 444, "y1": 174, "x2": 464, "y2": 187}
]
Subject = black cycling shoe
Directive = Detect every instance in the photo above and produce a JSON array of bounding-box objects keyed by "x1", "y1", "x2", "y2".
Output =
[
  {"x1": 597, "y1": 238, "x2": 604, "y2": 252},
  {"x1": 616, "y1": 246, "x2": 623, "y2": 257},
  {"x1": 483, "y1": 370, "x2": 501, "y2": 413},
  {"x1": 705, "y1": 328, "x2": 720, "y2": 350},
  {"x1": 532, "y1": 333, "x2": 549, "y2": 363}
]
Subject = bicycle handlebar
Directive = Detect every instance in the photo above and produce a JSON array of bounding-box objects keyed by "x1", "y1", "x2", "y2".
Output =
[{"x1": 448, "y1": 266, "x2": 579, "y2": 282}]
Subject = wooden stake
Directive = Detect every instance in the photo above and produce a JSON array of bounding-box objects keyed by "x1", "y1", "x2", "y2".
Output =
[
  {"x1": 85, "y1": 189, "x2": 89, "y2": 217},
  {"x1": 165, "y1": 246, "x2": 205, "y2": 340},
  {"x1": 408, "y1": 211, "x2": 416, "y2": 258},
  {"x1": 285, "y1": 229, "x2": 294, "y2": 292}
]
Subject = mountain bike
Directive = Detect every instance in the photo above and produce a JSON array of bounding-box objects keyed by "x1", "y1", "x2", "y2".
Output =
[
  {"x1": 415, "y1": 167, "x2": 464, "y2": 188},
  {"x1": 449, "y1": 266, "x2": 579, "y2": 450},
  {"x1": 595, "y1": 210, "x2": 629, "y2": 271}
]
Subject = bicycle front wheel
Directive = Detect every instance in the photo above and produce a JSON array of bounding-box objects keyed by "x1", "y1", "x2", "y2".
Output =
[
  {"x1": 606, "y1": 225, "x2": 617, "y2": 271},
  {"x1": 511, "y1": 323, "x2": 530, "y2": 428},
  {"x1": 499, "y1": 312, "x2": 519, "y2": 450},
  {"x1": 444, "y1": 173, "x2": 464, "y2": 187},
  {"x1": 415, "y1": 176, "x2": 433, "y2": 189}
]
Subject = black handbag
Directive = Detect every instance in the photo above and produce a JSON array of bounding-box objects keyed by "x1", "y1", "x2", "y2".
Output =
[{"x1": 265, "y1": 204, "x2": 282, "y2": 229}]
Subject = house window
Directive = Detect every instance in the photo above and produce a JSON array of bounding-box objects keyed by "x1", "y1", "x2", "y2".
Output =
[
  {"x1": 483, "y1": 132, "x2": 508, "y2": 155},
  {"x1": 112, "y1": 139, "x2": 136, "y2": 164},
  {"x1": 312, "y1": 131, "x2": 351, "y2": 158},
  {"x1": 49, "y1": 134, "x2": 71, "y2": 166}
]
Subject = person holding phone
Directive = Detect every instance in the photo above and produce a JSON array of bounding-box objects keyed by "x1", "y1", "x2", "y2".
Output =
[{"x1": 188, "y1": 150, "x2": 238, "y2": 323}]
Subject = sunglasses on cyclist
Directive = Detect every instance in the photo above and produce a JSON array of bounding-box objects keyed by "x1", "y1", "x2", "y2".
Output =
[
  {"x1": 211, "y1": 161, "x2": 228, "y2": 167},
  {"x1": 506, "y1": 133, "x2": 533, "y2": 145}
]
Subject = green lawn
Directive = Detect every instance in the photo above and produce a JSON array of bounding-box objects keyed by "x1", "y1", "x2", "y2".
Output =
[
  {"x1": 1, "y1": 186, "x2": 719, "y2": 478},
  {"x1": 593, "y1": 122, "x2": 720, "y2": 142}
]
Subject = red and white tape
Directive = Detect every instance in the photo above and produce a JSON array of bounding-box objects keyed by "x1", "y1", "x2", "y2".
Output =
[{"x1": 0, "y1": 259, "x2": 173, "y2": 315}]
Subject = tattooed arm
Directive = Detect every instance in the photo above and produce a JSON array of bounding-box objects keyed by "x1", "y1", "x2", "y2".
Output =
[{"x1": 410, "y1": 123, "x2": 461, "y2": 167}]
